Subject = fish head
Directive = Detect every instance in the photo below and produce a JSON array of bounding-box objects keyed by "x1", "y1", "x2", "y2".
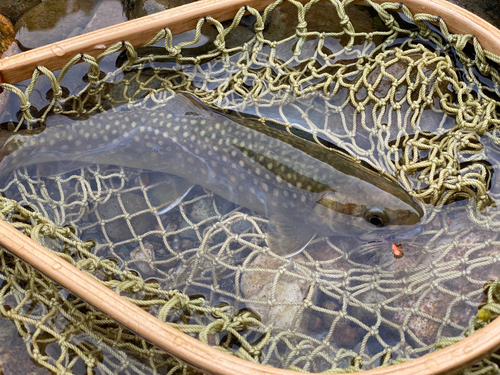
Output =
[{"x1": 314, "y1": 187, "x2": 424, "y2": 240}]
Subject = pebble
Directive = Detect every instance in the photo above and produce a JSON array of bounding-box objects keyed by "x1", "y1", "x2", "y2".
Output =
[
  {"x1": 331, "y1": 320, "x2": 359, "y2": 349},
  {"x1": 129, "y1": 241, "x2": 155, "y2": 274}
]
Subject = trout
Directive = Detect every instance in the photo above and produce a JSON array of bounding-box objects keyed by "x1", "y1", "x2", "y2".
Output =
[{"x1": 0, "y1": 94, "x2": 423, "y2": 256}]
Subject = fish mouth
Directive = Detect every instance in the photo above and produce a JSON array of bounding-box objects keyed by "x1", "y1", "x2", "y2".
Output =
[{"x1": 359, "y1": 224, "x2": 424, "y2": 242}]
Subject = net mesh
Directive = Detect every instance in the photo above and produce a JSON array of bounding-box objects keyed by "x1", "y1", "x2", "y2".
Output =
[{"x1": 1, "y1": 0, "x2": 500, "y2": 373}]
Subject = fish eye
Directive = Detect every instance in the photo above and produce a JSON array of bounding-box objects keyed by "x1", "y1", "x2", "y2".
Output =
[{"x1": 364, "y1": 207, "x2": 389, "y2": 227}]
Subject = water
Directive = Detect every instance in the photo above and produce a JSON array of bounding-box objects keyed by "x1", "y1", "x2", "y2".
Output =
[{"x1": 1, "y1": 1, "x2": 500, "y2": 373}]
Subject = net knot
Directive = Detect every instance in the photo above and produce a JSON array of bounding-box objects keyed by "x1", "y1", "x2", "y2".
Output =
[
  {"x1": 339, "y1": 16, "x2": 350, "y2": 27},
  {"x1": 254, "y1": 23, "x2": 265, "y2": 33},
  {"x1": 38, "y1": 223, "x2": 59, "y2": 238},
  {"x1": 478, "y1": 62, "x2": 491, "y2": 76},
  {"x1": 296, "y1": 21, "x2": 308, "y2": 31},
  {"x1": 355, "y1": 104, "x2": 365, "y2": 113},
  {"x1": 19, "y1": 102, "x2": 33, "y2": 113}
]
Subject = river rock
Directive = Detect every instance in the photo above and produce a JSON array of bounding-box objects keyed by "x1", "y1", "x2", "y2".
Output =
[
  {"x1": 96, "y1": 192, "x2": 158, "y2": 243},
  {"x1": 0, "y1": 0, "x2": 41, "y2": 24},
  {"x1": 0, "y1": 13, "x2": 15, "y2": 55},
  {"x1": 263, "y1": 2, "x2": 385, "y2": 44},
  {"x1": 240, "y1": 252, "x2": 316, "y2": 331},
  {"x1": 129, "y1": 241, "x2": 156, "y2": 275},
  {"x1": 15, "y1": 0, "x2": 126, "y2": 49},
  {"x1": 0, "y1": 41, "x2": 20, "y2": 117},
  {"x1": 125, "y1": 0, "x2": 197, "y2": 19}
]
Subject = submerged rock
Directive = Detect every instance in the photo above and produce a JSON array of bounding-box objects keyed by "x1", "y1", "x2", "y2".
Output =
[
  {"x1": 96, "y1": 192, "x2": 158, "y2": 243},
  {"x1": 240, "y1": 253, "x2": 316, "y2": 331},
  {"x1": 0, "y1": 0, "x2": 41, "y2": 24},
  {"x1": 124, "y1": 0, "x2": 198, "y2": 19},
  {"x1": 15, "y1": 0, "x2": 126, "y2": 49},
  {"x1": 0, "y1": 13, "x2": 15, "y2": 55},
  {"x1": 129, "y1": 241, "x2": 156, "y2": 275}
]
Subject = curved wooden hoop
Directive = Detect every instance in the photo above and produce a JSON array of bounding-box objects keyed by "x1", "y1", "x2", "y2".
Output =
[
  {"x1": 0, "y1": 216, "x2": 499, "y2": 375},
  {"x1": 1, "y1": 0, "x2": 500, "y2": 373},
  {"x1": 0, "y1": 0, "x2": 500, "y2": 84}
]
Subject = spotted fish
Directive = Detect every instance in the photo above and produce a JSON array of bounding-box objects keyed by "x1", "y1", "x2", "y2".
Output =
[{"x1": 0, "y1": 94, "x2": 423, "y2": 257}]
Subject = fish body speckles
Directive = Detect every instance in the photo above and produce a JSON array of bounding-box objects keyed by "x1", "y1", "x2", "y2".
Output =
[{"x1": 0, "y1": 94, "x2": 423, "y2": 257}]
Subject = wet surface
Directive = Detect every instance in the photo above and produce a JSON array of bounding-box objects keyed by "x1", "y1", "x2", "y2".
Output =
[{"x1": 0, "y1": 0, "x2": 500, "y2": 373}]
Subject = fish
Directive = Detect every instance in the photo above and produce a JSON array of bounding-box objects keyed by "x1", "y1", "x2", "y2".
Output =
[{"x1": 0, "y1": 93, "x2": 423, "y2": 257}]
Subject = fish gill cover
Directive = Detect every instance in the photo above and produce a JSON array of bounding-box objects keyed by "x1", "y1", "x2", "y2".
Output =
[{"x1": 0, "y1": 0, "x2": 500, "y2": 373}]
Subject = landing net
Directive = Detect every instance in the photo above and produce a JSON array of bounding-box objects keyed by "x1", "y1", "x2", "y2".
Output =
[{"x1": 1, "y1": 0, "x2": 500, "y2": 373}]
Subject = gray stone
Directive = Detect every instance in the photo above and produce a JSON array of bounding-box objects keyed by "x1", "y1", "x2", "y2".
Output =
[
  {"x1": 190, "y1": 197, "x2": 216, "y2": 223},
  {"x1": 15, "y1": 0, "x2": 126, "y2": 49},
  {"x1": 231, "y1": 219, "x2": 252, "y2": 234},
  {"x1": 0, "y1": 0, "x2": 41, "y2": 24},
  {"x1": 240, "y1": 253, "x2": 317, "y2": 331},
  {"x1": 178, "y1": 220, "x2": 198, "y2": 242},
  {"x1": 125, "y1": 0, "x2": 199, "y2": 19},
  {"x1": 97, "y1": 192, "x2": 158, "y2": 243}
]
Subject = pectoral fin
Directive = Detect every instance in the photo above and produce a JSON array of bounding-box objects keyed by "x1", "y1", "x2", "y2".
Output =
[
  {"x1": 267, "y1": 217, "x2": 316, "y2": 258},
  {"x1": 144, "y1": 172, "x2": 194, "y2": 215}
]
